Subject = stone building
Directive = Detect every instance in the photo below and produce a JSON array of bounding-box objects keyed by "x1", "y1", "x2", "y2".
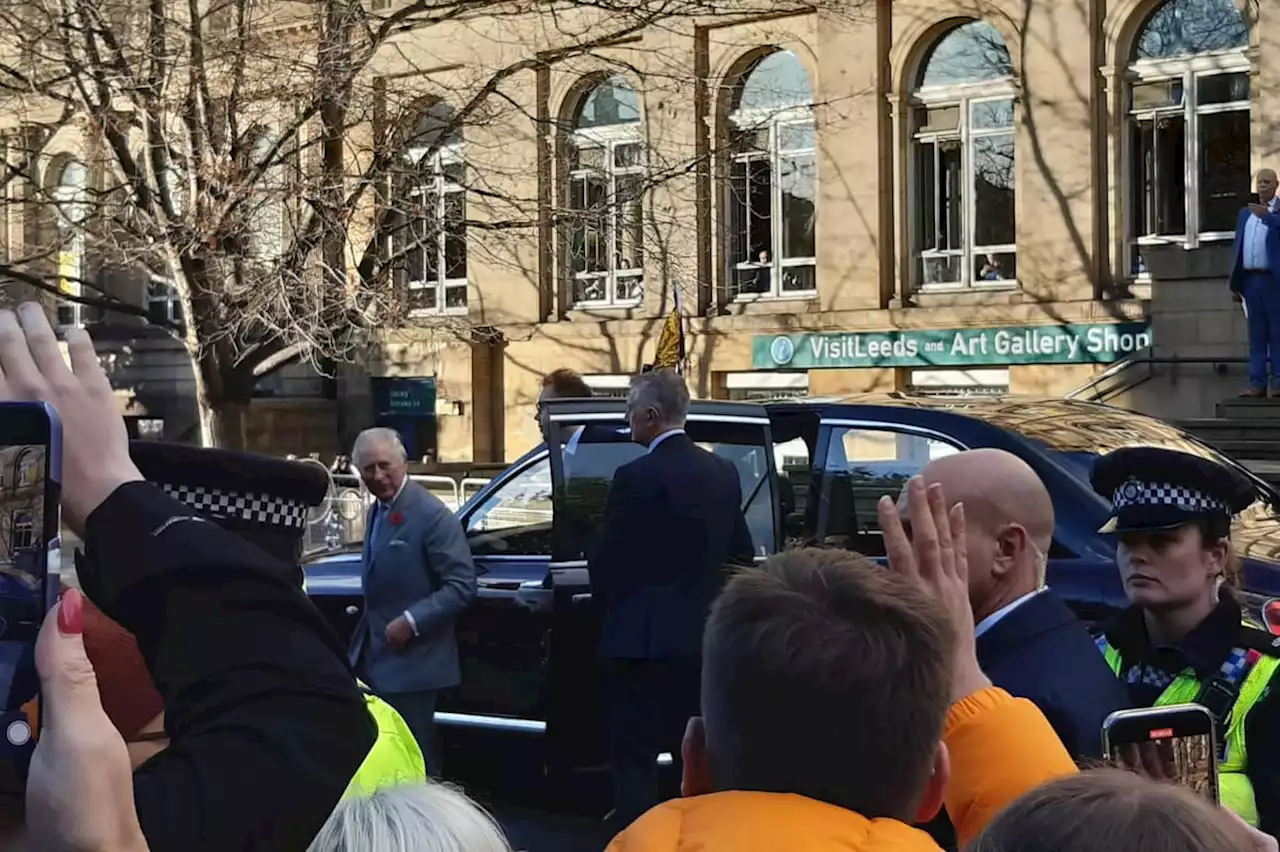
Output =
[{"x1": 1, "y1": 0, "x2": 1269, "y2": 462}]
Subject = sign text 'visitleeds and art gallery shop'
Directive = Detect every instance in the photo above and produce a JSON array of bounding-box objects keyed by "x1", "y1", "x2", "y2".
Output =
[{"x1": 752, "y1": 322, "x2": 1153, "y2": 370}]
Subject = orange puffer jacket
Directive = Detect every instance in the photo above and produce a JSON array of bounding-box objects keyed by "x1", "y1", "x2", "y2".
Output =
[{"x1": 606, "y1": 687, "x2": 1077, "y2": 852}]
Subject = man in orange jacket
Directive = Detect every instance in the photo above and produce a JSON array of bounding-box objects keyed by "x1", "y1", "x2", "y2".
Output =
[{"x1": 606, "y1": 477, "x2": 1077, "y2": 851}]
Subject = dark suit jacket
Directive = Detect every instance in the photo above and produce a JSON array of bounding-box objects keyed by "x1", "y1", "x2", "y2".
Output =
[
  {"x1": 78, "y1": 482, "x2": 377, "y2": 852},
  {"x1": 1230, "y1": 204, "x2": 1280, "y2": 294},
  {"x1": 923, "y1": 589, "x2": 1128, "y2": 850},
  {"x1": 590, "y1": 432, "x2": 755, "y2": 660},
  {"x1": 976, "y1": 589, "x2": 1128, "y2": 758}
]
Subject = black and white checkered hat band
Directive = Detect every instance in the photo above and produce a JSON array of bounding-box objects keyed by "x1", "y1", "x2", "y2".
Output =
[
  {"x1": 1111, "y1": 478, "x2": 1229, "y2": 515},
  {"x1": 161, "y1": 484, "x2": 310, "y2": 531}
]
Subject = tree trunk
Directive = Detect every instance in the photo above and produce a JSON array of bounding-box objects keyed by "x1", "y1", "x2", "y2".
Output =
[{"x1": 189, "y1": 348, "x2": 253, "y2": 449}]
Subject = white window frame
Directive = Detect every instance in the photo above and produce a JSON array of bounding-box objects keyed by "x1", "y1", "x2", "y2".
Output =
[
  {"x1": 567, "y1": 122, "x2": 645, "y2": 309},
  {"x1": 727, "y1": 103, "x2": 817, "y2": 302},
  {"x1": 52, "y1": 161, "x2": 89, "y2": 329},
  {"x1": 1125, "y1": 50, "x2": 1251, "y2": 278},
  {"x1": 146, "y1": 277, "x2": 183, "y2": 324},
  {"x1": 405, "y1": 139, "x2": 468, "y2": 317},
  {"x1": 910, "y1": 79, "x2": 1017, "y2": 292}
]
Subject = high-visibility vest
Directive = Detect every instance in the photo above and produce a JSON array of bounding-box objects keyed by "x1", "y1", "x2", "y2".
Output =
[
  {"x1": 343, "y1": 685, "x2": 428, "y2": 798},
  {"x1": 1097, "y1": 630, "x2": 1280, "y2": 826}
]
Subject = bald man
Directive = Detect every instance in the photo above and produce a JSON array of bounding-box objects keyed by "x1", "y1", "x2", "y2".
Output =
[
  {"x1": 899, "y1": 449, "x2": 1127, "y2": 758},
  {"x1": 1230, "y1": 168, "x2": 1280, "y2": 397}
]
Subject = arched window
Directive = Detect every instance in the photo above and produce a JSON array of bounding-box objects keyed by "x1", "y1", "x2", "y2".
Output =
[
  {"x1": 51, "y1": 160, "x2": 91, "y2": 327},
  {"x1": 1126, "y1": 0, "x2": 1250, "y2": 276},
  {"x1": 911, "y1": 22, "x2": 1016, "y2": 290},
  {"x1": 402, "y1": 102, "x2": 467, "y2": 314},
  {"x1": 726, "y1": 50, "x2": 816, "y2": 300},
  {"x1": 565, "y1": 76, "x2": 644, "y2": 307}
]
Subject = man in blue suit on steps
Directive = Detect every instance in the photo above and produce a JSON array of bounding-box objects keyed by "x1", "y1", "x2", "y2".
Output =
[
  {"x1": 1230, "y1": 169, "x2": 1280, "y2": 398},
  {"x1": 907, "y1": 448, "x2": 1128, "y2": 849}
]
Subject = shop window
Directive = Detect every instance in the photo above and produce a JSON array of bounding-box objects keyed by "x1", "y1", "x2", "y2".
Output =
[
  {"x1": 1126, "y1": 0, "x2": 1250, "y2": 276},
  {"x1": 726, "y1": 50, "x2": 816, "y2": 300},
  {"x1": 565, "y1": 76, "x2": 644, "y2": 308},
  {"x1": 400, "y1": 102, "x2": 468, "y2": 314},
  {"x1": 911, "y1": 22, "x2": 1016, "y2": 290}
]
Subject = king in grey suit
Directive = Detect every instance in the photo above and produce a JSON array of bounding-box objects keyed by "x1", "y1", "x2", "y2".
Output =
[{"x1": 348, "y1": 428, "x2": 478, "y2": 778}]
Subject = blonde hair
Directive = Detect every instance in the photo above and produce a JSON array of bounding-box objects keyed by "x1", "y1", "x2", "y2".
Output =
[{"x1": 308, "y1": 783, "x2": 511, "y2": 852}]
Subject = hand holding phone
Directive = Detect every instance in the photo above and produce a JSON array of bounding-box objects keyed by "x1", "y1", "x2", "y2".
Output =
[{"x1": 1103, "y1": 704, "x2": 1219, "y2": 804}]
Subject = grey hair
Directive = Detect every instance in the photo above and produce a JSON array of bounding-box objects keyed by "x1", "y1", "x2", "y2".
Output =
[
  {"x1": 352, "y1": 427, "x2": 408, "y2": 468},
  {"x1": 629, "y1": 369, "x2": 690, "y2": 426},
  {"x1": 308, "y1": 783, "x2": 512, "y2": 852}
]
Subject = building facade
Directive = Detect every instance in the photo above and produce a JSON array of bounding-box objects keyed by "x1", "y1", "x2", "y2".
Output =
[
  {"x1": 0, "y1": 0, "x2": 1265, "y2": 462},
  {"x1": 348, "y1": 0, "x2": 1267, "y2": 464}
]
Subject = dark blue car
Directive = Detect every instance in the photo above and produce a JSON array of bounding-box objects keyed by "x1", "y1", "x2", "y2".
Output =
[{"x1": 304, "y1": 394, "x2": 1280, "y2": 790}]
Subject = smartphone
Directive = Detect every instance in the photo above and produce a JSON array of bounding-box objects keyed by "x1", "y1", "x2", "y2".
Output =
[
  {"x1": 1102, "y1": 704, "x2": 1219, "y2": 804},
  {"x1": 1250, "y1": 192, "x2": 1262, "y2": 204},
  {"x1": 0, "y1": 403, "x2": 61, "y2": 803}
]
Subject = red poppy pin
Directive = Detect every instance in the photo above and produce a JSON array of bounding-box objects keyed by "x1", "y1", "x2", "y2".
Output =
[{"x1": 389, "y1": 511, "x2": 405, "y2": 526}]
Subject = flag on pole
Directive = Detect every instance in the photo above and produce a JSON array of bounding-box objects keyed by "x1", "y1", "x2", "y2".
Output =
[{"x1": 652, "y1": 287, "x2": 685, "y2": 374}]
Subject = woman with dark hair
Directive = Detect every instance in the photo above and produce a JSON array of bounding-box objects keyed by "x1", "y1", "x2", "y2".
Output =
[
  {"x1": 968, "y1": 770, "x2": 1273, "y2": 852},
  {"x1": 1090, "y1": 447, "x2": 1280, "y2": 835}
]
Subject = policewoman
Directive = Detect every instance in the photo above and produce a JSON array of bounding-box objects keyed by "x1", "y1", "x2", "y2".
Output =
[
  {"x1": 1090, "y1": 446, "x2": 1280, "y2": 834},
  {"x1": 70, "y1": 441, "x2": 427, "y2": 795}
]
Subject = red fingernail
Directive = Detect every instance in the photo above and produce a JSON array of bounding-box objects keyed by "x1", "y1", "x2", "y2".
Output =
[{"x1": 57, "y1": 588, "x2": 84, "y2": 635}]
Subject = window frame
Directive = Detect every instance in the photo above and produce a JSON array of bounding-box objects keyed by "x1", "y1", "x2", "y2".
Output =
[
  {"x1": 1124, "y1": 51, "x2": 1251, "y2": 277},
  {"x1": 404, "y1": 138, "x2": 468, "y2": 317},
  {"x1": 9, "y1": 511, "x2": 33, "y2": 553},
  {"x1": 566, "y1": 121, "x2": 646, "y2": 309},
  {"x1": 52, "y1": 160, "x2": 90, "y2": 329},
  {"x1": 726, "y1": 101, "x2": 818, "y2": 302},
  {"x1": 909, "y1": 79, "x2": 1018, "y2": 292}
]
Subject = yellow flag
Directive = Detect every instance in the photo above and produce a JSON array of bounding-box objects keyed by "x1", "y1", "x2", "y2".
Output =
[{"x1": 654, "y1": 306, "x2": 684, "y2": 370}]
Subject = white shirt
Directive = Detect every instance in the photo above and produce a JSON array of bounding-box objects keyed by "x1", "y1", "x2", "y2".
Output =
[
  {"x1": 1243, "y1": 198, "x2": 1278, "y2": 270},
  {"x1": 648, "y1": 429, "x2": 686, "y2": 453},
  {"x1": 974, "y1": 588, "x2": 1047, "y2": 640}
]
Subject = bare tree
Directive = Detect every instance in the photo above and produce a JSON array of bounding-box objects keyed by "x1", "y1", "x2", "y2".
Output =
[{"x1": 0, "y1": 0, "x2": 843, "y2": 448}]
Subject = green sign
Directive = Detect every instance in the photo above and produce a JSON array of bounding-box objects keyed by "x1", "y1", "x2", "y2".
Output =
[
  {"x1": 371, "y1": 377, "x2": 437, "y2": 417},
  {"x1": 753, "y1": 322, "x2": 1152, "y2": 370}
]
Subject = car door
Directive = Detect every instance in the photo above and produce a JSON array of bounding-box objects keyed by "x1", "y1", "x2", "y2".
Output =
[
  {"x1": 441, "y1": 453, "x2": 557, "y2": 734},
  {"x1": 540, "y1": 398, "x2": 781, "y2": 787}
]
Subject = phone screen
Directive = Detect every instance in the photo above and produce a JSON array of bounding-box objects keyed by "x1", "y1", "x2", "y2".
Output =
[
  {"x1": 0, "y1": 404, "x2": 61, "y2": 802},
  {"x1": 1105, "y1": 708, "x2": 1219, "y2": 804}
]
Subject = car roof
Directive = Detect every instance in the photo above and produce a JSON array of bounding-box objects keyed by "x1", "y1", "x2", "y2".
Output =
[
  {"x1": 541, "y1": 396, "x2": 768, "y2": 419},
  {"x1": 764, "y1": 393, "x2": 1223, "y2": 456}
]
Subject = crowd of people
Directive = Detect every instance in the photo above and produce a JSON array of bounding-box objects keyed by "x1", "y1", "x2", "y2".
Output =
[{"x1": 0, "y1": 300, "x2": 1276, "y2": 851}]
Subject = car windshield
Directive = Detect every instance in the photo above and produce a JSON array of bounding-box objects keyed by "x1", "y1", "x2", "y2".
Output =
[{"x1": 974, "y1": 400, "x2": 1279, "y2": 517}]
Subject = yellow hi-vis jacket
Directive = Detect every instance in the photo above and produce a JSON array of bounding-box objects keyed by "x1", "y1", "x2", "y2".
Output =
[
  {"x1": 1098, "y1": 630, "x2": 1280, "y2": 826},
  {"x1": 343, "y1": 684, "x2": 428, "y2": 798}
]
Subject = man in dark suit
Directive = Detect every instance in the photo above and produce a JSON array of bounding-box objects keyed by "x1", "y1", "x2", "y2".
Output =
[
  {"x1": 592, "y1": 369, "x2": 755, "y2": 830},
  {"x1": 907, "y1": 449, "x2": 1128, "y2": 848},
  {"x1": 1230, "y1": 168, "x2": 1280, "y2": 398},
  {"x1": 349, "y1": 427, "x2": 478, "y2": 778}
]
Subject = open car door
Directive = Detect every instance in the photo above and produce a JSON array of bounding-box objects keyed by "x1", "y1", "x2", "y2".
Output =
[{"x1": 540, "y1": 397, "x2": 781, "y2": 797}]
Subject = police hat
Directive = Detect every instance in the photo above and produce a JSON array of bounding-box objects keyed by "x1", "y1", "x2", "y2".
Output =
[
  {"x1": 126, "y1": 440, "x2": 330, "y2": 564},
  {"x1": 1089, "y1": 446, "x2": 1256, "y2": 534}
]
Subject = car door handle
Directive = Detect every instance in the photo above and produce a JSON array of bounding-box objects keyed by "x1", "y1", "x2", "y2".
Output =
[
  {"x1": 345, "y1": 605, "x2": 360, "y2": 616},
  {"x1": 516, "y1": 580, "x2": 553, "y2": 613},
  {"x1": 572, "y1": 593, "x2": 592, "y2": 605}
]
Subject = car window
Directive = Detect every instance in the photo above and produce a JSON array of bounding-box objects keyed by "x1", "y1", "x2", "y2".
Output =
[
  {"x1": 554, "y1": 422, "x2": 776, "y2": 560},
  {"x1": 821, "y1": 426, "x2": 961, "y2": 555},
  {"x1": 464, "y1": 457, "x2": 553, "y2": 557}
]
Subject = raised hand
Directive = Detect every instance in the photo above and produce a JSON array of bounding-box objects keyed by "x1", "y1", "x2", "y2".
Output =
[{"x1": 879, "y1": 477, "x2": 991, "y2": 704}]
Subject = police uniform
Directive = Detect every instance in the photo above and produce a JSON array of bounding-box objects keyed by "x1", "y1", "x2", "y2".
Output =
[
  {"x1": 78, "y1": 441, "x2": 426, "y2": 799},
  {"x1": 1090, "y1": 447, "x2": 1280, "y2": 833}
]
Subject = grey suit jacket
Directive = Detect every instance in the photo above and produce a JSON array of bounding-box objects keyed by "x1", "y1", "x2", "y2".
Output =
[{"x1": 348, "y1": 479, "x2": 478, "y2": 694}]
